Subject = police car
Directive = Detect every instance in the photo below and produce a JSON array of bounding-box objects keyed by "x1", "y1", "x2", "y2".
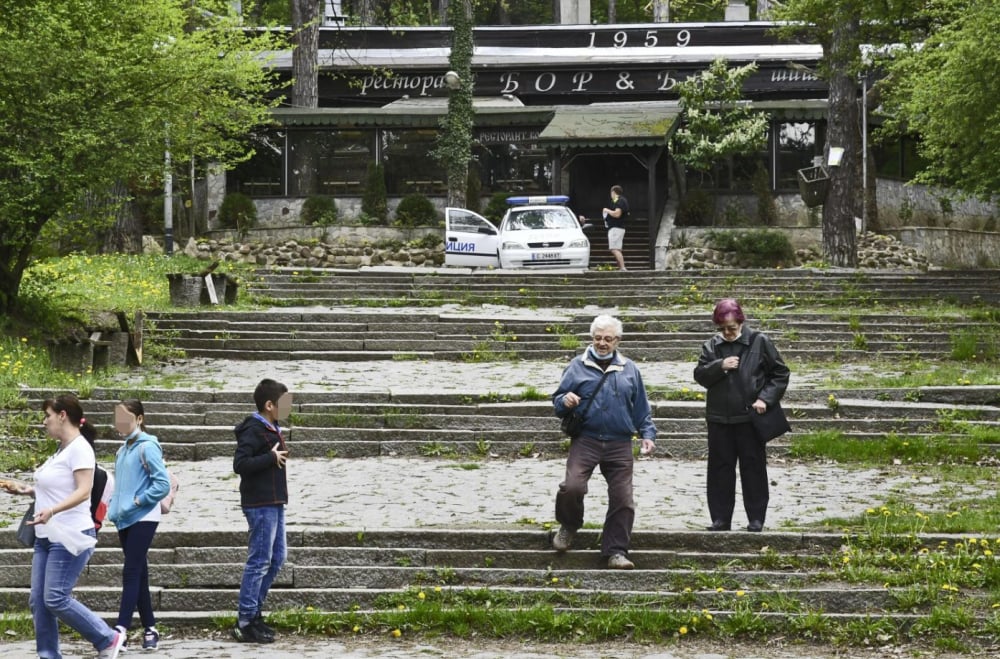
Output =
[{"x1": 444, "y1": 195, "x2": 590, "y2": 269}]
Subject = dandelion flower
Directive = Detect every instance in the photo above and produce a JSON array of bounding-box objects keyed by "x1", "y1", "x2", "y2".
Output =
[{"x1": 391, "y1": 629, "x2": 402, "y2": 638}]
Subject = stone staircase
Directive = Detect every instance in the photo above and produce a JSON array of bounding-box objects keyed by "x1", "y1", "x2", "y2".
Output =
[
  {"x1": 9, "y1": 388, "x2": 1000, "y2": 462},
  {"x1": 0, "y1": 528, "x2": 979, "y2": 625},
  {"x1": 148, "y1": 309, "x2": 980, "y2": 362},
  {"x1": 2, "y1": 267, "x2": 998, "y2": 648},
  {"x1": 237, "y1": 268, "x2": 1000, "y2": 308},
  {"x1": 583, "y1": 217, "x2": 652, "y2": 269}
]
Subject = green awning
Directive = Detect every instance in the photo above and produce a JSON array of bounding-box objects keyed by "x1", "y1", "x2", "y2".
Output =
[
  {"x1": 271, "y1": 104, "x2": 553, "y2": 129},
  {"x1": 538, "y1": 106, "x2": 682, "y2": 148}
]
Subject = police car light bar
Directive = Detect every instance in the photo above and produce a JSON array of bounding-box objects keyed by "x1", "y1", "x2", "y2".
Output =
[{"x1": 506, "y1": 195, "x2": 570, "y2": 206}]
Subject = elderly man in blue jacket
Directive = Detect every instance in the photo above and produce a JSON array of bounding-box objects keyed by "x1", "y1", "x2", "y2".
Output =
[{"x1": 551, "y1": 314, "x2": 657, "y2": 569}]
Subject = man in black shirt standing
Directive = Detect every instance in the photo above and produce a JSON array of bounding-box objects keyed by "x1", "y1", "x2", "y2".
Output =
[{"x1": 602, "y1": 185, "x2": 629, "y2": 271}]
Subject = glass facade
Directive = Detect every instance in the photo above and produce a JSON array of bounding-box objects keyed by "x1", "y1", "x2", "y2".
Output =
[{"x1": 228, "y1": 126, "x2": 551, "y2": 198}]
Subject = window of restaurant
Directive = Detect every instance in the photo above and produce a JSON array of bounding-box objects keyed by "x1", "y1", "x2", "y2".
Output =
[
  {"x1": 227, "y1": 131, "x2": 286, "y2": 197},
  {"x1": 380, "y1": 129, "x2": 448, "y2": 195},
  {"x1": 874, "y1": 134, "x2": 925, "y2": 181},
  {"x1": 774, "y1": 120, "x2": 822, "y2": 190},
  {"x1": 475, "y1": 140, "x2": 550, "y2": 195}
]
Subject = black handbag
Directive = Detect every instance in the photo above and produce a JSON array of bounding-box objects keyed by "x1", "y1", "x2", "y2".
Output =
[
  {"x1": 559, "y1": 369, "x2": 612, "y2": 439},
  {"x1": 748, "y1": 401, "x2": 792, "y2": 443},
  {"x1": 736, "y1": 334, "x2": 791, "y2": 444},
  {"x1": 16, "y1": 501, "x2": 35, "y2": 547}
]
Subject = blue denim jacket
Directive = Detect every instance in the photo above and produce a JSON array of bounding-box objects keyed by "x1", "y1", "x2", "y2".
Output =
[{"x1": 552, "y1": 351, "x2": 657, "y2": 442}]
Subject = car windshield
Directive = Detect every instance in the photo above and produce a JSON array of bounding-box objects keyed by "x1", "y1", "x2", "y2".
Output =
[{"x1": 504, "y1": 208, "x2": 577, "y2": 231}]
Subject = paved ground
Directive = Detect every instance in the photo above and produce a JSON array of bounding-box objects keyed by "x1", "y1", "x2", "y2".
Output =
[
  {"x1": 0, "y1": 303, "x2": 987, "y2": 658},
  {"x1": 0, "y1": 634, "x2": 968, "y2": 659}
]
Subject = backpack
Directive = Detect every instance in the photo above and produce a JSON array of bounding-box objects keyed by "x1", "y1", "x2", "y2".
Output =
[
  {"x1": 90, "y1": 465, "x2": 111, "y2": 531},
  {"x1": 140, "y1": 445, "x2": 180, "y2": 514}
]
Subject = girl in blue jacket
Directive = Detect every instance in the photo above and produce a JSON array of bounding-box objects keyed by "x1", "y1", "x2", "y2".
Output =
[{"x1": 108, "y1": 399, "x2": 171, "y2": 651}]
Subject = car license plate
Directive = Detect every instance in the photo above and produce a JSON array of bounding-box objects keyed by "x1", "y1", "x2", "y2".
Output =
[{"x1": 532, "y1": 252, "x2": 560, "y2": 260}]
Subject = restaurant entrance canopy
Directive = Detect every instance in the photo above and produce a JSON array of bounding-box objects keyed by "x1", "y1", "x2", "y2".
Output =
[{"x1": 537, "y1": 104, "x2": 682, "y2": 148}]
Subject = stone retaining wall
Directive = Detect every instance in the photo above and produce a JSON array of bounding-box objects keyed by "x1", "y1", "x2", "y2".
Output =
[{"x1": 170, "y1": 230, "x2": 929, "y2": 271}]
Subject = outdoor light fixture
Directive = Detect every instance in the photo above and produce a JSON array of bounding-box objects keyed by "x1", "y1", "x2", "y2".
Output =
[{"x1": 443, "y1": 70, "x2": 461, "y2": 90}]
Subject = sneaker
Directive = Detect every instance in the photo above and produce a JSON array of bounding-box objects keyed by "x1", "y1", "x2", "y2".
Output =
[
  {"x1": 97, "y1": 630, "x2": 126, "y2": 659},
  {"x1": 232, "y1": 621, "x2": 274, "y2": 644},
  {"x1": 114, "y1": 626, "x2": 128, "y2": 653},
  {"x1": 552, "y1": 526, "x2": 575, "y2": 552},
  {"x1": 253, "y1": 613, "x2": 275, "y2": 638},
  {"x1": 607, "y1": 553, "x2": 635, "y2": 570},
  {"x1": 142, "y1": 627, "x2": 159, "y2": 651}
]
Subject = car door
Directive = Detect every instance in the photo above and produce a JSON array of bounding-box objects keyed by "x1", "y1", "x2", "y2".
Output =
[{"x1": 444, "y1": 208, "x2": 501, "y2": 268}]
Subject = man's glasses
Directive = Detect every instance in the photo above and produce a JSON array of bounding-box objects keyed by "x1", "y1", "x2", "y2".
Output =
[{"x1": 592, "y1": 335, "x2": 620, "y2": 343}]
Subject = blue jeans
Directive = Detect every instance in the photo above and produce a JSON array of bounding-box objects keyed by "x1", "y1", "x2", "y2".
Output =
[
  {"x1": 238, "y1": 505, "x2": 286, "y2": 627},
  {"x1": 31, "y1": 529, "x2": 117, "y2": 659}
]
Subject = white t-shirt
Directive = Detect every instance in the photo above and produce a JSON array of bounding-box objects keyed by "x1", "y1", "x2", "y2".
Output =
[{"x1": 34, "y1": 436, "x2": 95, "y2": 537}]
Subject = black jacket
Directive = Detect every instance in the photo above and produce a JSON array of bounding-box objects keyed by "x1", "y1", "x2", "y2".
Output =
[
  {"x1": 233, "y1": 415, "x2": 288, "y2": 507},
  {"x1": 694, "y1": 327, "x2": 790, "y2": 424}
]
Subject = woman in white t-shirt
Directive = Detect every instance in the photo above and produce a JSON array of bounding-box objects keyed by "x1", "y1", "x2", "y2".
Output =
[{"x1": 0, "y1": 394, "x2": 125, "y2": 659}]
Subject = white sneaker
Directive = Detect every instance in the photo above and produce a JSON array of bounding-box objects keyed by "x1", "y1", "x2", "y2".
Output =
[
  {"x1": 97, "y1": 630, "x2": 126, "y2": 659},
  {"x1": 552, "y1": 526, "x2": 575, "y2": 552},
  {"x1": 607, "y1": 553, "x2": 635, "y2": 570}
]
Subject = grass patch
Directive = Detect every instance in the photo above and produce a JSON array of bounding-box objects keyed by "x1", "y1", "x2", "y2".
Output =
[{"x1": 788, "y1": 430, "x2": 993, "y2": 465}]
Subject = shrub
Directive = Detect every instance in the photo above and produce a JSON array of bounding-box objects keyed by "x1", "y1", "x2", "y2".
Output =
[
  {"x1": 395, "y1": 194, "x2": 439, "y2": 227},
  {"x1": 217, "y1": 193, "x2": 257, "y2": 231},
  {"x1": 362, "y1": 162, "x2": 388, "y2": 222},
  {"x1": 483, "y1": 192, "x2": 509, "y2": 224},
  {"x1": 301, "y1": 195, "x2": 338, "y2": 226},
  {"x1": 752, "y1": 163, "x2": 778, "y2": 226},
  {"x1": 704, "y1": 228, "x2": 795, "y2": 266},
  {"x1": 676, "y1": 187, "x2": 714, "y2": 226}
]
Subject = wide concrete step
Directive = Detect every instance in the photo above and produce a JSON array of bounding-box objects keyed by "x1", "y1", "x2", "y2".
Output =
[
  {"x1": 0, "y1": 529, "x2": 994, "y2": 625},
  {"x1": 238, "y1": 268, "x2": 1000, "y2": 306}
]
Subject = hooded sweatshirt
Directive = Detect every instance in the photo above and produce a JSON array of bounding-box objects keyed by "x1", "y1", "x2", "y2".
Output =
[
  {"x1": 233, "y1": 415, "x2": 288, "y2": 507},
  {"x1": 108, "y1": 430, "x2": 171, "y2": 530}
]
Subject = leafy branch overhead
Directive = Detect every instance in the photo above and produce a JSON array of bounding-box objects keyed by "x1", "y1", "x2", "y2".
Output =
[{"x1": 672, "y1": 59, "x2": 769, "y2": 173}]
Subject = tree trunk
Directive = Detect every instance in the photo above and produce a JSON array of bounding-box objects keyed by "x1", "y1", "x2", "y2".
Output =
[
  {"x1": 356, "y1": 0, "x2": 375, "y2": 24},
  {"x1": 290, "y1": 0, "x2": 320, "y2": 196},
  {"x1": 0, "y1": 216, "x2": 45, "y2": 315},
  {"x1": 442, "y1": 0, "x2": 473, "y2": 209},
  {"x1": 608, "y1": 0, "x2": 616, "y2": 23},
  {"x1": 102, "y1": 181, "x2": 142, "y2": 254},
  {"x1": 439, "y1": 0, "x2": 449, "y2": 25},
  {"x1": 821, "y1": 16, "x2": 860, "y2": 267},
  {"x1": 653, "y1": 0, "x2": 668, "y2": 22}
]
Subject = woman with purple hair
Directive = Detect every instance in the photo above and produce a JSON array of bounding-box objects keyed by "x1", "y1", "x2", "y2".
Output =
[{"x1": 694, "y1": 299, "x2": 790, "y2": 532}]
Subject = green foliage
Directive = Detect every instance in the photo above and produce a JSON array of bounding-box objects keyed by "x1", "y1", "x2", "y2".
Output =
[
  {"x1": 0, "y1": 0, "x2": 285, "y2": 313},
  {"x1": 216, "y1": 193, "x2": 258, "y2": 231},
  {"x1": 394, "y1": 194, "x2": 439, "y2": 228},
  {"x1": 676, "y1": 188, "x2": 715, "y2": 227},
  {"x1": 673, "y1": 59, "x2": 769, "y2": 174},
  {"x1": 301, "y1": 196, "x2": 338, "y2": 227},
  {"x1": 431, "y1": 0, "x2": 474, "y2": 205},
  {"x1": 703, "y1": 229, "x2": 795, "y2": 266},
  {"x1": 752, "y1": 163, "x2": 778, "y2": 226},
  {"x1": 483, "y1": 192, "x2": 509, "y2": 224},
  {"x1": 879, "y1": 1, "x2": 1000, "y2": 198},
  {"x1": 362, "y1": 162, "x2": 389, "y2": 222}
]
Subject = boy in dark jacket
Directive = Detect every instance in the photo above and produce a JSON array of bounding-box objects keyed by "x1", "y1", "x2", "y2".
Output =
[{"x1": 232, "y1": 379, "x2": 291, "y2": 644}]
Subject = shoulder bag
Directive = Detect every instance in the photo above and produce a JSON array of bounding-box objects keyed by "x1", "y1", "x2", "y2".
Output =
[
  {"x1": 16, "y1": 501, "x2": 36, "y2": 547},
  {"x1": 737, "y1": 334, "x2": 791, "y2": 443},
  {"x1": 560, "y1": 368, "x2": 612, "y2": 439}
]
